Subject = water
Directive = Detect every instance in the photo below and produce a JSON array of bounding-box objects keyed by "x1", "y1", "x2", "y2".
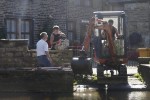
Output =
[
  {"x1": 0, "y1": 89, "x2": 149, "y2": 100},
  {"x1": 0, "y1": 66, "x2": 149, "y2": 100}
]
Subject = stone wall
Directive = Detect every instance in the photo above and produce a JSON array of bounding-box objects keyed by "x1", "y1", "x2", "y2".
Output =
[
  {"x1": 124, "y1": 2, "x2": 150, "y2": 47},
  {"x1": 0, "y1": 39, "x2": 73, "y2": 68},
  {"x1": 67, "y1": 0, "x2": 102, "y2": 42},
  {"x1": 0, "y1": 0, "x2": 104, "y2": 46},
  {"x1": 0, "y1": 0, "x2": 67, "y2": 46},
  {"x1": 0, "y1": 39, "x2": 33, "y2": 67},
  {"x1": 1, "y1": 0, "x2": 149, "y2": 48},
  {"x1": 105, "y1": 1, "x2": 150, "y2": 48}
]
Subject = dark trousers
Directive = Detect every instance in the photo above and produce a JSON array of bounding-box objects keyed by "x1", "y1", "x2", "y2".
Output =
[{"x1": 37, "y1": 55, "x2": 51, "y2": 67}]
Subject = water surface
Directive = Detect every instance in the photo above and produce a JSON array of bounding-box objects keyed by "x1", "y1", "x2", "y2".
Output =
[{"x1": 0, "y1": 90, "x2": 149, "y2": 100}]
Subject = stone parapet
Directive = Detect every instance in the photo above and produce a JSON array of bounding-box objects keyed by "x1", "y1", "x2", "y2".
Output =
[
  {"x1": 0, "y1": 39, "x2": 73, "y2": 67},
  {"x1": 0, "y1": 39, "x2": 32, "y2": 67}
]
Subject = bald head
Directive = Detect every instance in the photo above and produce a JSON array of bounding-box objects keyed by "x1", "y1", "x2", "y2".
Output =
[{"x1": 40, "y1": 32, "x2": 48, "y2": 41}]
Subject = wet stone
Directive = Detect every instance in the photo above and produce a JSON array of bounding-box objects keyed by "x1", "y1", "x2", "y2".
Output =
[
  {"x1": 0, "y1": 48, "x2": 5, "y2": 52},
  {"x1": 0, "y1": 67, "x2": 73, "y2": 92}
]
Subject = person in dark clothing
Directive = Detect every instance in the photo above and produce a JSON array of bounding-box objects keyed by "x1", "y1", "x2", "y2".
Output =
[
  {"x1": 108, "y1": 19, "x2": 119, "y2": 40},
  {"x1": 50, "y1": 25, "x2": 66, "y2": 50}
]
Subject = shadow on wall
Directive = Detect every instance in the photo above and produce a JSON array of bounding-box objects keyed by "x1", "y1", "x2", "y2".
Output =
[
  {"x1": 0, "y1": 27, "x2": 6, "y2": 39},
  {"x1": 129, "y1": 32, "x2": 142, "y2": 47}
]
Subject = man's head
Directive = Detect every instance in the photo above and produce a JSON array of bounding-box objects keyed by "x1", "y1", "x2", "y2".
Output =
[
  {"x1": 108, "y1": 19, "x2": 114, "y2": 26},
  {"x1": 53, "y1": 25, "x2": 60, "y2": 33},
  {"x1": 40, "y1": 32, "x2": 48, "y2": 41}
]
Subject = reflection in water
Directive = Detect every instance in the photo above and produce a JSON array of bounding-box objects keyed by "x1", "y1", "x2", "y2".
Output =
[
  {"x1": 74, "y1": 92, "x2": 101, "y2": 100},
  {"x1": 105, "y1": 84, "x2": 108, "y2": 100},
  {"x1": 128, "y1": 92, "x2": 147, "y2": 100},
  {"x1": 0, "y1": 90, "x2": 149, "y2": 100}
]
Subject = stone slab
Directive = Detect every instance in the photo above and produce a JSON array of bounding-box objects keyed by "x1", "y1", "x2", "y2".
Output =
[
  {"x1": 138, "y1": 64, "x2": 150, "y2": 87},
  {"x1": 0, "y1": 67, "x2": 73, "y2": 93}
]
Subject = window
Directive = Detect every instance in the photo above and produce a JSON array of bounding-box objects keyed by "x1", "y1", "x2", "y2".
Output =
[
  {"x1": 68, "y1": 32, "x2": 73, "y2": 41},
  {"x1": 68, "y1": 22, "x2": 74, "y2": 31},
  {"x1": 21, "y1": 20, "x2": 30, "y2": 33},
  {"x1": 67, "y1": 21, "x2": 76, "y2": 41},
  {"x1": 5, "y1": 18, "x2": 33, "y2": 47},
  {"x1": 21, "y1": 20, "x2": 30, "y2": 39},
  {"x1": 6, "y1": 19, "x2": 17, "y2": 39}
]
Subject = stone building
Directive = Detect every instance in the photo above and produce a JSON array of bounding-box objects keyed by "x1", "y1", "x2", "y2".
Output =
[
  {"x1": 0, "y1": 0, "x2": 150, "y2": 48},
  {"x1": 0, "y1": 0, "x2": 67, "y2": 48},
  {"x1": 67, "y1": 0, "x2": 150, "y2": 47},
  {"x1": 104, "y1": 0, "x2": 150, "y2": 47},
  {"x1": 66, "y1": 0, "x2": 102, "y2": 44},
  {"x1": 0, "y1": 0, "x2": 102, "y2": 48}
]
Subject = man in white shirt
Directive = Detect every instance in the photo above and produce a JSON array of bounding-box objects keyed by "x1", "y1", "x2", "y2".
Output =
[{"x1": 36, "y1": 32, "x2": 52, "y2": 67}]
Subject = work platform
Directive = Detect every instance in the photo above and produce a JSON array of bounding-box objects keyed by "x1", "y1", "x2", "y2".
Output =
[{"x1": 0, "y1": 67, "x2": 73, "y2": 92}]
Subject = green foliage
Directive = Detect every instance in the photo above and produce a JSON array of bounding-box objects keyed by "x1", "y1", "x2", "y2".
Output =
[
  {"x1": 134, "y1": 73, "x2": 144, "y2": 82},
  {"x1": 92, "y1": 74, "x2": 97, "y2": 81},
  {"x1": 73, "y1": 79, "x2": 78, "y2": 85},
  {"x1": 74, "y1": 74, "x2": 98, "y2": 85}
]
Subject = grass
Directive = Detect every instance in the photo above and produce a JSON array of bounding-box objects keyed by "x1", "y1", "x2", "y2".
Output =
[
  {"x1": 133, "y1": 73, "x2": 144, "y2": 82},
  {"x1": 73, "y1": 74, "x2": 98, "y2": 85}
]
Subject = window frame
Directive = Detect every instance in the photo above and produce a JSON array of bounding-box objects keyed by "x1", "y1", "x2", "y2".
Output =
[
  {"x1": 5, "y1": 17, "x2": 34, "y2": 48},
  {"x1": 21, "y1": 19, "x2": 32, "y2": 39},
  {"x1": 67, "y1": 21, "x2": 76, "y2": 41},
  {"x1": 5, "y1": 18, "x2": 18, "y2": 39}
]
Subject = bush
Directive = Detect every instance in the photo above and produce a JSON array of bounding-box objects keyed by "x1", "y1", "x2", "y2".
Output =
[{"x1": 134, "y1": 73, "x2": 144, "y2": 82}]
